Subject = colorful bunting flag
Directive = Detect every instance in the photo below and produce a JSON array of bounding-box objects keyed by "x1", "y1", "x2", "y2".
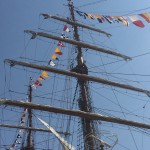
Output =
[
  {"x1": 34, "y1": 80, "x2": 42, "y2": 86},
  {"x1": 38, "y1": 75, "x2": 45, "y2": 80},
  {"x1": 15, "y1": 140, "x2": 21, "y2": 144},
  {"x1": 31, "y1": 84, "x2": 36, "y2": 89},
  {"x1": 55, "y1": 48, "x2": 62, "y2": 55},
  {"x1": 17, "y1": 134, "x2": 21, "y2": 138},
  {"x1": 20, "y1": 118, "x2": 25, "y2": 124},
  {"x1": 114, "y1": 16, "x2": 129, "y2": 26},
  {"x1": 61, "y1": 33, "x2": 68, "y2": 39},
  {"x1": 22, "y1": 113, "x2": 26, "y2": 117},
  {"x1": 84, "y1": 13, "x2": 88, "y2": 19},
  {"x1": 49, "y1": 60, "x2": 56, "y2": 67},
  {"x1": 9, "y1": 106, "x2": 28, "y2": 150},
  {"x1": 76, "y1": 10, "x2": 84, "y2": 17},
  {"x1": 139, "y1": 13, "x2": 150, "y2": 23},
  {"x1": 10, "y1": 144, "x2": 16, "y2": 150},
  {"x1": 51, "y1": 54, "x2": 59, "y2": 60},
  {"x1": 18, "y1": 129, "x2": 24, "y2": 134},
  {"x1": 87, "y1": 13, "x2": 94, "y2": 19},
  {"x1": 63, "y1": 25, "x2": 70, "y2": 32},
  {"x1": 128, "y1": 15, "x2": 145, "y2": 28},
  {"x1": 75, "y1": 9, "x2": 150, "y2": 28},
  {"x1": 103, "y1": 16, "x2": 113, "y2": 24},
  {"x1": 57, "y1": 41, "x2": 65, "y2": 47},
  {"x1": 24, "y1": 108, "x2": 28, "y2": 112},
  {"x1": 42, "y1": 71, "x2": 49, "y2": 78}
]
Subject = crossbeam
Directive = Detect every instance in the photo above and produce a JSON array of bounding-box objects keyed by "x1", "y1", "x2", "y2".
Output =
[
  {"x1": 0, "y1": 123, "x2": 70, "y2": 135},
  {"x1": 5, "y1": 59, "x2": 150, "y2": 95},
  {"x1": 24, "y1": 30, "x2": 131, "y2": 61},
  {"x1": 41, "y1": 14, "x2": 111, "y2": 37},
  {"x1": 1, "y1": 99, "x2": 150, "y2": 129}
]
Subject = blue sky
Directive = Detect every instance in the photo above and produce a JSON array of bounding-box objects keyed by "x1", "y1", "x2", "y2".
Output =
[{"x1": 1, "y1": 0, "x2": 150, "y2": 150}]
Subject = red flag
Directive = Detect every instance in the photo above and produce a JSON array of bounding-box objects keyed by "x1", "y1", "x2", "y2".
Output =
[
  {"x1": 57, "y1": 41, "x2": 65, "y2": 47},
  {"x1": 129, "y1": 15, "x2": 144, "y2": 28},
  {"x1": 63, "y1": 25, "x2": 70, "y2": 32},
  {"x1": 34, "y1": 80, "x2": 42, "y2": 86}
]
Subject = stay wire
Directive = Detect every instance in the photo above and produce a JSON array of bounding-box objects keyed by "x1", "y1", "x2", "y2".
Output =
[{"x1": 76, "y1": 0, "x2": 107, "y2": 8}]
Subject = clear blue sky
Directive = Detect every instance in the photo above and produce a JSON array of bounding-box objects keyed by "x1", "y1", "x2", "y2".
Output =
[{"x1": 1, "y1": 0, "x2": 150, "y2": 150}]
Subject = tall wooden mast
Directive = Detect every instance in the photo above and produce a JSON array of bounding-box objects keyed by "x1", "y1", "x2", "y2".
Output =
[{"x1": 68, "y1": 1, "x2": 102, "y2": 149}]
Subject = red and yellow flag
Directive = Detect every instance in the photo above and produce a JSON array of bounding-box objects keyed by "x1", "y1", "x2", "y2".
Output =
[
  {"x1": 42, "y1": 71, "x2": 49, "y2": 78},
  {"x1": 38, "y1": 75, "x2": 45, "y2": 80},
  {"x1": 55, "y1": 48, "x2": 62, "y2": 55},
  {"x1": 34, "y1": 80, "x2": 42, "y2": 86}
]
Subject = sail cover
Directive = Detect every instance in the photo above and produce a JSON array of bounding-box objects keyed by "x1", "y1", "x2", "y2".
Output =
[{"x1": 36, "y1": 116, "x2": 75, "y2": 150}]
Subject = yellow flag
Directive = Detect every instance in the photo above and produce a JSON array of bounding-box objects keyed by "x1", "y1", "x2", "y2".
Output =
[
  {"x1": 55, "y1": 48, "x2": 62, "y2": 55},
  {"x1": 51, "y1": 54, "x2": 57, "y2": 60},
  {"x1": 42, "y1": 71, "x2": 49, "y2": 78}
]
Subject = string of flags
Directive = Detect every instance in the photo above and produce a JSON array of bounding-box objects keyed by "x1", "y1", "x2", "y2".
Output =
[
  {"x1": 31, "y1": 24, "x2": 71, "y2": 89},
  {"x1": 75, "y1": 10, "x2": 150, "y2": 28},
  {"x1": 9, "y1": 107, "x2": 28, "y2": 150}
]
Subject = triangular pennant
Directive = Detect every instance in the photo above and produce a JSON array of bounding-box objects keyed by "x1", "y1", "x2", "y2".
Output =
[
  {"x1": 84, "y1": 13, "x2": 88, "y2": 19},
  {"x1": 17, "y1": 134, "x2": 22, "y2": 138},
  {"x1": 31, "y1": 84, "x2": 36, "y2": 89},
  {"x1": 11, "y1": 144, "x2": 16, "y2": 148},
  {"x1": 103, "y1": 16, "x2": 113, "y2": 24},
  {"x1": 15, "y1": 139, "x2": 21, "y2": 144},
  {"x1": 61, "y1": 33, "x2": 65, "y2": 38},
  {"x1": 61, "y1": 33, "x2": 68, "y2": 39},
  {"x1": 51, "y1": 54, "x2": 59, "y2": 60},
  {"x1": 38, "y1": 75, "x2": 45, "y2": 80},
  {"x1": 24, "y1": 108, "x2": 28, "y2": 112},
  {"x1": 139, "y1": 13, "x2": 150, "y2": 23},
  {"x1": 87, "y1": 13, "x2": 94, "y2": 19},
  {"x1": 34, "y1": 80, "x2": 42, "y2": 86},
  {"x1": 114, "y1": 16, "x2": 129, "y2": 26},
  {"x1": 128, "y1": 15, "x2": 144, "y2": 28},
  {"x1": 55, "y1": 48, "x2": 63, "y2": 55},
  {"x1": 57, "y1": 41, "x2": 65, "y2": 47},
  {"x1": 49, "y1": 60, "x2": 56, "y2": 67},
  {"x1": 97, "y1": 18, "x2": 103, "y2": 23},
  {"x1": 18, "y1": 129, "x2": 24, "y2": 134},
  {"x1": 76, "y1": 10, "x2": 84, "y2": 17},
  {"x1": 22, "y1": 113, "x2": 26, "y2": 117},
  {"x1": 20, "y1": 118, "x2": 25, "y2": 124},
  {"x1": 63, "y1": 25, "x2": 70, "y2": 32},
  {"x1": 93, "y1": 15, "x2": 103, "y2": 23},
  {"x1": 42, "y1": 71, "x2": 49, "y2": 78}
]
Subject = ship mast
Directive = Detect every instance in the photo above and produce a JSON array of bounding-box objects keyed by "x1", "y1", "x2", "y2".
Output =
[
  {"x1": 21, "y1": 78, "x2": 35, "y2": 150},
  {"x1": 68, "y1": 1, "x2": 102, "y2": 149}
]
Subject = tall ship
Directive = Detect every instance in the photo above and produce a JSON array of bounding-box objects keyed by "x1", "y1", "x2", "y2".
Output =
[{"x1": 1, "y1": 0, "x2": 150, "y2": 150}]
